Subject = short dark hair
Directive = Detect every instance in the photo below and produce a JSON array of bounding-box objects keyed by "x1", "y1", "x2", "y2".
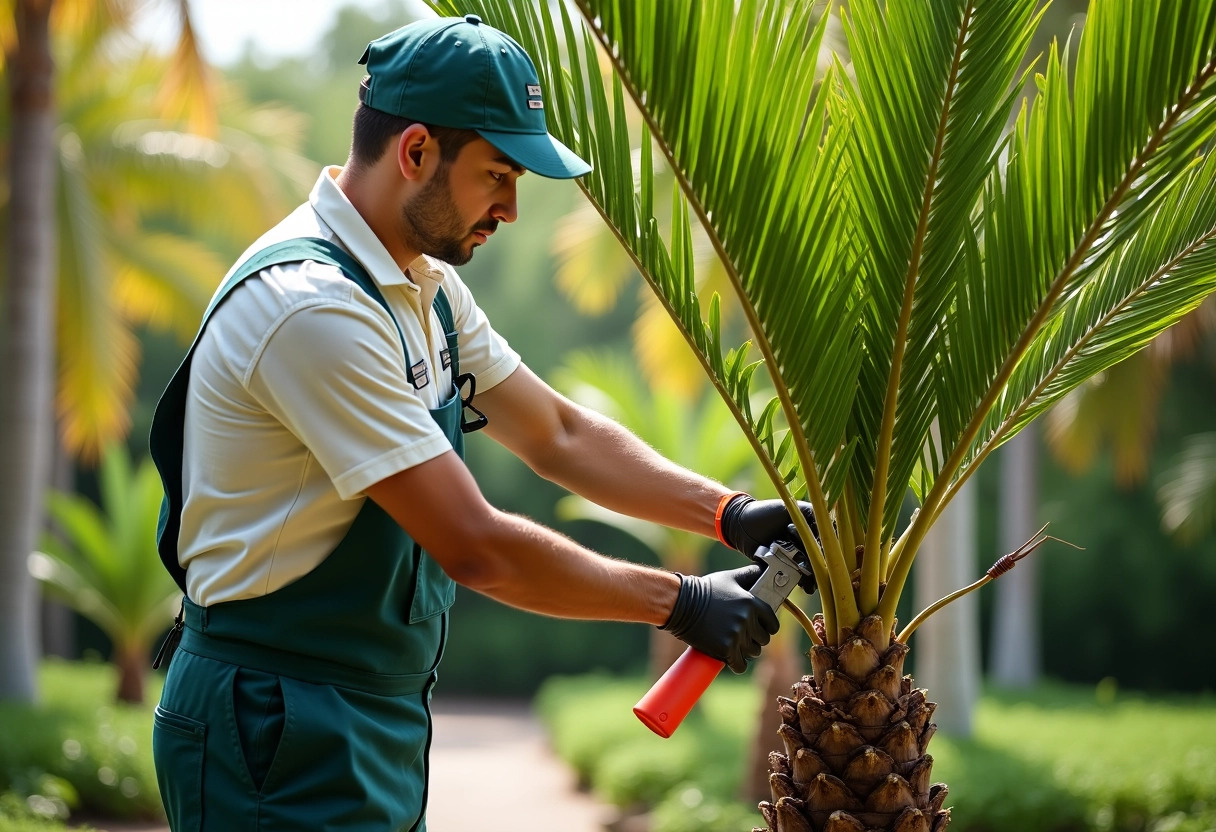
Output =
[{"x1": 349, "y1": 84, "x2": 481, "y2": 170}]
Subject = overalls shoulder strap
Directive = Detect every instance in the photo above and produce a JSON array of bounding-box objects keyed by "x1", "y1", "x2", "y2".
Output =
[{"x1": 149, "y1": 237, "x2": 453, "y2": 593}]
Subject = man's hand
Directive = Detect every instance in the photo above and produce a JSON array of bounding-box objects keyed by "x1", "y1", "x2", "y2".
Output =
[
  {"x1": 659, "y1": 565, "x2": 779, "y2": 673},
  {"x1": 716, "y1": 494, "x2": 820, "y2": 594}
]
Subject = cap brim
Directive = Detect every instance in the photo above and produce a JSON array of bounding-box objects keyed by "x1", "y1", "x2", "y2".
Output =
[{"x1": 477, "y1": 129, "x2": 591, "y2": 179}]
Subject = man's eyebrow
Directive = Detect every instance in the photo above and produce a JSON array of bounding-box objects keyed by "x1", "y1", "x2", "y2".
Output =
[{"x1": 494, "y1": 156, "x2": 527, "y2": 175}]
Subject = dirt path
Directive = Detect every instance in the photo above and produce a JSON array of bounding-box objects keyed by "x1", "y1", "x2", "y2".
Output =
[{"x1": 75, "y1": 697, "x2": 610, "y2": 832}]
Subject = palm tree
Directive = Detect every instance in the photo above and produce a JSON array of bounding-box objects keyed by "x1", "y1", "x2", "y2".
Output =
[
  {"x1": 0, "y1": 0, "x2": 58, "y2": 704},
  {"x1": 37, "y1": 11, "x2": 314, "y2": 460},
  {"x1": 430, "y1": 0, "x2": 1216, "y2": 828},
  {"x1": 29, "y1": 445, "x2": 181, "y2": 704},
  {"x1": 0, "y1": 0, "x2": 311, "y2": 703}
]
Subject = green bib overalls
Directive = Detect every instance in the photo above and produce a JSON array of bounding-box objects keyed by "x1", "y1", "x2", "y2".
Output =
[{"x1": 149, "y1": 239, "x2": 464, "y2": 832}]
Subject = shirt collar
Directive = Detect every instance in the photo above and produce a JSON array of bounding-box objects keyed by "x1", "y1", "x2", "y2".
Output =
[{"x1": 309, "y1": 166, "x2": 448, "y2": 293}]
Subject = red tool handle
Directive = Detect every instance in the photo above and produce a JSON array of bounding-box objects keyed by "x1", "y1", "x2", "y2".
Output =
[{"x1": 633, "y1": 647, "x2": 725, "y2": 737}]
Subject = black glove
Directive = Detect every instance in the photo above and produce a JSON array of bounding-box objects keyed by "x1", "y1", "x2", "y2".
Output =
[
  {"x1": 717, "y1": 494, "x2": 819, "y2": 595},
  {"x1": 660, "y1": 565, "x2": 780, "y2": 674}
]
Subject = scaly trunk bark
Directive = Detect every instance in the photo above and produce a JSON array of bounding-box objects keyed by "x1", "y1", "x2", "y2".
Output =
[
  {"x1": 0, "y1": 0, "x2": 57, "y2": 703},
  {"x1": 756, "y1": 615, "x2": 950, "y2": 832}
]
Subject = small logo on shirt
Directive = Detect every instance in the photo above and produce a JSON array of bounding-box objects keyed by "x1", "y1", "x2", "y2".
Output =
[
  {"x1": 409, "y1": 360, "x2": 429, "y2": 389},
  {"x1": 440, "y1": 348, "x2": 453, "y2": 370}
]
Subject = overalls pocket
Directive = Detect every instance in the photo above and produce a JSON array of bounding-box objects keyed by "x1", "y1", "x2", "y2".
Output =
[
  {"x1": 408, "y1": 543, "x2": 457, "y2": 623},
  {"x1": 152, "y1": 705, "x2": 206, "y2": 832},
  {"x1": 232, "y1": 667, "x2": 285, "y2": 793}
]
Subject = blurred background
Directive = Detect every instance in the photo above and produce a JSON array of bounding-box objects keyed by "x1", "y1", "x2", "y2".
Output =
[{"x1": 1, "y1": 1, "x2": 1214, "y2": 831}]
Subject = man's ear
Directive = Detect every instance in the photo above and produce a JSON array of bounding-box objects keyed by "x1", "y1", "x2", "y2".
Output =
[{"x1": 397, "y1": 123, "x2": 435, "y2": 182}]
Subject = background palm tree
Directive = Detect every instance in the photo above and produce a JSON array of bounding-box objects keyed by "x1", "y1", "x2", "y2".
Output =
[
  {"x1": 429, "y1": 0, "x2": 1216, "y2": 828},
  {"x1": 29, "y1": 445, "x2": 180, "y2": 704},
  {"x1": 0, "y1": 0, "x2": 311, "y2": 702},
  {"x1": 1, "y1": 0, "x2": 58, "y2": 705}
]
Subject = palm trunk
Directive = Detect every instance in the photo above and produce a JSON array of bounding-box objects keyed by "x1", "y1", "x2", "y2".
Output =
[
  {"x1": 114, "y1": 641, "x2": 147, "y2": 705},
  {"x1": 757, "y1": 615, "x2": 949, "y2": 832},
  {"x1": 0, "y1": 0, "x2": 57, "y2": 703}
]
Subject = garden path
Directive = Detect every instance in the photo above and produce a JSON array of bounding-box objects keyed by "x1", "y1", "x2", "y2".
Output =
[{"x1": 76, "y1": 697, "x2": 611, "y2": 832}]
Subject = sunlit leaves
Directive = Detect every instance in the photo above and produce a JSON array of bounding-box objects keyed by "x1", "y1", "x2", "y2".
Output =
[{"x1": 426, "y1": 0, "x2": 1216, "y2": 627}]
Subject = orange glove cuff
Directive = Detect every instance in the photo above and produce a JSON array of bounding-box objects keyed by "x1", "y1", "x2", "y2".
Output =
[{"x1": 714, "y1": 491, "x2": 748, "y2": 547}]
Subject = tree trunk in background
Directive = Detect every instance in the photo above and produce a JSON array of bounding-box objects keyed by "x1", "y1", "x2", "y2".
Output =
[
  {"x1": 41, "y1": 430, "x2": 78, "y2": 659},
  {"x1": 0, "y1": 0, "x2": 57, "y2": 703},
  {"x1": 741, "y1": 621, "x2": 800, "y2": 802},
  {"x1": 913, "y1": 476, "x2": 980, "y2": 737},
  {"x1": 989, "y1": 426, "x2": 1041, "y2": 687},
  {"x1": 115, "y1": 642, "x2": 146, "y2": 705}
]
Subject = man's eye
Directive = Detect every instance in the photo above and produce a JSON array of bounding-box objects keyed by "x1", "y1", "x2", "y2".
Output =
[{"x1": 490, "y1": 171, "x2": 505, "y2": 183}]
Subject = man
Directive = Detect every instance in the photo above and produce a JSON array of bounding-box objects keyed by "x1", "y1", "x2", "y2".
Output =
[{"x1": 148, "y1": 14, "x2": 816, "y2": 832}]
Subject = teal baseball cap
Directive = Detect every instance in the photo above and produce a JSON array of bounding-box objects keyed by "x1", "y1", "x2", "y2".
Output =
[{"x1": 358, "y1": 14, "x2": 591, "y2": 179}]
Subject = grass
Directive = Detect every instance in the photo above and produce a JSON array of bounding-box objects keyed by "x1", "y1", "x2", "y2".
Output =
[
  {"x1": 535, "y1": 673, "x2": 1216, "y2": 832},
  {"x1": 0, "y1": 659, "x2": 163, "y2": 829}
]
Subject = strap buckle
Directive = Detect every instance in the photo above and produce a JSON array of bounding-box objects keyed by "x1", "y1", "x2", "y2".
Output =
[{"x1": 455, "y1": 372, "x2": 488, "y2": 434}]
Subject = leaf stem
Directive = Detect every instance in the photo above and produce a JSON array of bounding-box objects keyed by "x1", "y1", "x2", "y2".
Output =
[
  {"x1": 783, "y1": 598, "x2": 823, "y2": 646},
  {"x1": 895, "y1": 524, "x2": 1067, "y2": 643}
]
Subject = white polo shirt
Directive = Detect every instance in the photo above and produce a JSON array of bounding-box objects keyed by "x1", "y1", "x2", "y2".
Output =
[{"x1": 179, "y1": 166, "x2": 521, "y2": 606}]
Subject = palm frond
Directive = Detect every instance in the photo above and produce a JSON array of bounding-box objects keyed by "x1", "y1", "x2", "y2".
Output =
[
  {"x1": 109, "y1": 230, "x2": 231, "y2": 340},
  {"x1": 974, "y1": 143, "x2": 1216, "y2": 489},
  {"x1": 55, "y1": 132, "x2": 140, "y2": 460},
  {"x1": 1043, "y1": 353, "x2": 1166, "y2": 486},
  {"x1": 426, "y1": 0, "x2": 1216, "y2": 641},
  {"x1": 840, "y1": 0, "x2": 1042, "y2": 607},
  {"x1": 153, "y1": 0, "x2": 218, "y2": 137},
  {"x1": 1157, "y1": 432, "x2": 1216, "y2": 544},
  {"x1": 425, "y1": 0, "x2": 857, "y2": 627}
]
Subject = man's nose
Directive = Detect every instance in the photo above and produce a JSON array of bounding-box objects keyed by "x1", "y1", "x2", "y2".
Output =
[{"x1": 490, "y1": 182, "x2": 518, "y2": 224}]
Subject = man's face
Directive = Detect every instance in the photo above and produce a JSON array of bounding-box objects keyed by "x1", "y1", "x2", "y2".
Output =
[{"x1": 400, "y1": 137, "x2": 523, "y2": 266}]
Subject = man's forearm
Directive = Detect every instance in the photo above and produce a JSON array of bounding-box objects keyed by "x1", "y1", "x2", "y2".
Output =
[
  {"x1": 455, "y1": 509, "x2": 682, "y2": 624},
  {"x1": 530, "y1": 404, "x2": 733, "y2": 538}
]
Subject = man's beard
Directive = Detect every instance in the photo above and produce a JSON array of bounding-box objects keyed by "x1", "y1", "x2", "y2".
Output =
[{"x1": 400, "y1": 165, "x2": 496, "y2": 266}]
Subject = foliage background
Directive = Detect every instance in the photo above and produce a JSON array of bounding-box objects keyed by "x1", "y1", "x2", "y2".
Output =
[{"x1": 36, "y1": 0, "x2": 1216, "y2": 696}]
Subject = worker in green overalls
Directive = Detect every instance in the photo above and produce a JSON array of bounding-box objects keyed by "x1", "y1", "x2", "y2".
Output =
[{"x1": 149, "y1": 14, "x2": 818, "y2": 832}]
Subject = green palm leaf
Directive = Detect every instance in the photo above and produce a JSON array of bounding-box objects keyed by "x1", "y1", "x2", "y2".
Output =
[
  {"x1": 30, "y1": 446, "x2": 181, "y2": 689},
  {"x1": 1, "y1": 21, "x2": 313, "y2": 459},
  {"x1": 1157, "y1": 432, "x2": 1216, "y2": 544}
]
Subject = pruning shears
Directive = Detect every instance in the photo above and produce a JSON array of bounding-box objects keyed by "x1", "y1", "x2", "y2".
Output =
[{"x1": 633, "y1": 539, "x2": 813, "y2": 737}]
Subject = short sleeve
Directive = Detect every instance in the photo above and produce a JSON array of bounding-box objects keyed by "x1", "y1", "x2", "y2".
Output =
[
  {"x1": 246, "y1": 297, "x2": 453, "y2": 499},
  {"x1": 438, "y1": 265, "x2": 521, "y2": 391}
]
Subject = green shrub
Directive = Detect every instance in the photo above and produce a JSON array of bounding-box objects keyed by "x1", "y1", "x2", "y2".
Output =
[
  {"x1": 0, "y1": 791, "x2": 96, "y2": 831},
  {"x1": 536, "y1": 674, "x2": 1216, "y2": 832},
  {"x1": 0, "y1": 660, "x2": 163, "y2": 823}
]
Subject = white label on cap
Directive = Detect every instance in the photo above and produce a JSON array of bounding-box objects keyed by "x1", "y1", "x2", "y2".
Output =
[
  {"x1": 527, "y1": 84, "x2": 542, "y2": 96},
  {"x1": 527, "y1": 100, "x2": 544, "y2": 109}
]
